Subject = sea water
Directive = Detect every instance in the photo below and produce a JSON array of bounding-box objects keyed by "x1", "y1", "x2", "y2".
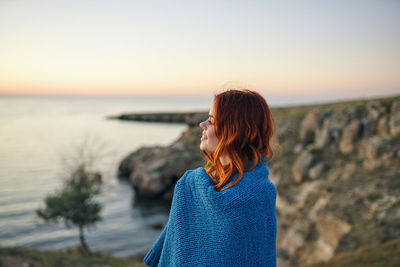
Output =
[{"x1": 0, "y1": 94, "x2": 212, "y2": 257}]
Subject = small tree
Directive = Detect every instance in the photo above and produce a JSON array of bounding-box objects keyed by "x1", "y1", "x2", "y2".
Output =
[{"x1": 36, "y1": 135, "x2": 107, "y2": 252}]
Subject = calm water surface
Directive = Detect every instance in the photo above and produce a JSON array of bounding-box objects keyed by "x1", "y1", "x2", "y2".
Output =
[{"x1": 0, "y1": 95, "x2": 212, "y2": 257}]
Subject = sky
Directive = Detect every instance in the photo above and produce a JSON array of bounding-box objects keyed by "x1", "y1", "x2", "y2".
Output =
[{"x1": 0, "y1": 0, "x2": 399, "y2": 100}]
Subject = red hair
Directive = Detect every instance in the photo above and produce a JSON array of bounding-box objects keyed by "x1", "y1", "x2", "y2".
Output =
[{"x1": 202, "y1": 89, "x2": 276, "y2": 191}]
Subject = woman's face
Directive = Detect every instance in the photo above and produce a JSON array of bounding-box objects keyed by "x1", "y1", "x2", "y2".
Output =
[{"x1": 199, "y1": 105, "x2": 219, "y2": 153}]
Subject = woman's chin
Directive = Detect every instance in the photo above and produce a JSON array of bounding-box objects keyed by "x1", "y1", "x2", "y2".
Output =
[
  {"x1": 199, "y1": 144, "x2": 209, "y2": 153},
  {"x1": 199, "y1": 144, "x2": 205, "y2": 151}
]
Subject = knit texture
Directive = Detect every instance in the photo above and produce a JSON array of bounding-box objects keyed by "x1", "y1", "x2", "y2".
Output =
[{"x1": 144, "y1": 158, "x2": 277, "y2": 267}]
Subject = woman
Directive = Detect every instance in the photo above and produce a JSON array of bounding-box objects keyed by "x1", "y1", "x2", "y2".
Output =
[{"x1": 144, "y1": 89, "x2": 277, "y2": 267}]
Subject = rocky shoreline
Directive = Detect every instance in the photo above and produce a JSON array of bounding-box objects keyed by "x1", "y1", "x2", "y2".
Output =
[
  {"x1": 108, "y1": 111, "x2": 207, "y2": 127},
  {"x1": 115, "y1": 94, "x2": 400, "y2": 266}
]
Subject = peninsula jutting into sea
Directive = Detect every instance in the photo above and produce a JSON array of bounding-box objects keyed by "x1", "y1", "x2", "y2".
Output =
[{"x1": 113, "y1": 94, "x2": 400, "y2": 266}]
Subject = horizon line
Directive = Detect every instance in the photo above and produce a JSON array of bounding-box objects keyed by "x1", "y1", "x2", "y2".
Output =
[
  {"x1": 0, "y1": 92, "x2": 212, "y2": 98},
  {"x1": 1, "y1": 92, "x2": 399, "y2": 109}
]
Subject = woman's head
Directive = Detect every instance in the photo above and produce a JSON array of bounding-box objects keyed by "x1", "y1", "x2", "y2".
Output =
[
  {"x1": 199, "y1": 104, "x2": 219, "y2": 154},
  {"x1": 199, "y1": 89, "x2": 276, "y2": 191}
]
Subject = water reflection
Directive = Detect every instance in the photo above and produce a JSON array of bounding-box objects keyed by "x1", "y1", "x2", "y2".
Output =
[{"x1": 132, "y1": 194, "x2": 171, "y2": 218}]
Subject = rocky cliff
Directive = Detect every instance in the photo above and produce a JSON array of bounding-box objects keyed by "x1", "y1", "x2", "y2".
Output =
[
  {"x1": 269, "y1": 95, "x2": 400, "y2": 266},
  {"x1": 108, "y1": 111, "x2": 206, "y2": 127},
  {"x1": 117, "y1": 95, "x2": 400, "y2": 266}
]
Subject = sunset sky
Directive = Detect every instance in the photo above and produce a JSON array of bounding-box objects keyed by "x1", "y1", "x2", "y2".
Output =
[{"x1": 0, "y1": 0, "x2": 399, "y2": 99}]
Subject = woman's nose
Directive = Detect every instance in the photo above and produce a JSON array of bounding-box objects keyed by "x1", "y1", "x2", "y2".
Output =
[{"x1": 199, "y1": 120, "x2": 206, "y2": 129}]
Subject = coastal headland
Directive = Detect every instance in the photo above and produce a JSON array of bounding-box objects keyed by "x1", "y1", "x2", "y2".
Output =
[
  {"x1": 107, "y1": 111, "x2": 207, "y2": 127},
  {"x1": 112, "y1": 94, "x2": 400, "y2": 266}
]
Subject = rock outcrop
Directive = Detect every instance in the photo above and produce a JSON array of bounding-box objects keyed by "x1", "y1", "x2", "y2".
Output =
[
  {"x1": 109, "y1": 112, "x2": 207, "y2": 127},
  {"x1": 117, "y1": 95, "x2": 400, "y2": 266},
  {"x1": 270, "y1": 95, "x2": 400, "y2": 266},
  {"x1": 118, "y1": 127, "x2": 205, "y2": 199}
]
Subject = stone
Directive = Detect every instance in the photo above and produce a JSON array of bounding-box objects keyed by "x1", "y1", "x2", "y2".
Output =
[
  {"x1": 315, "y1": 109, "x2": 332, "y2": 126},
  {"x1": 366, "y1": 101, "x2": 386, "y2": 120},
  {"x1": 377, "y1": 116, "x2": 390, "y2": 137},
  {"x1": 341, "y1": 163, "x2": 356, "y2": 181},
  {"x1": 339, "y1": 120, "x2": 362, "y2": 154},
  {"x1": 361, "y1": 117, "x2": 378, "y2": 138},
  {"x1": 118, "y1": 127, "x2": 205, "y2": 199},
  {"x1": 300, "y1": 111, "x2": 318, "y2": 144},
  {"x1": 308, "y1": 195, "x2": 331, "y2": 219},
  {"x1": 294, "y1": 143, "x2": 303, "y2": 154},
  {"x1": 112, "y1": 112, "x2": 207, "y2": 126},
  {"x1": 276, "y1": 194, "x2": 297, "y2": 215},
  {"x1": 295, "y1": 180, "x2": 322, "y2": 207},
  {"x1": 369, "y1": 195, "x2": 397, "y2": 217},
  {"x1": 297, "y1": 241, "x2": 332, "y2": 266},
  {"x1": 292, "y1": 151, "x2": 315, "y2": 183},
  {"x1": 390, "y1": 101, "x2": 400, "y2": 136},
  {"x1": 314, "y1": 108, "x2": 355, "y2": 148},
  {"x1": 315, "y1": 120, "x2": 332, "y2": 148},
  {"x1": 297, "y1": 215, "x2": 351, "y2": 265},
  {"x1": 360, "y1": 137, "x2": 394, "y2": 171},
  {"x1": 308, "y1": 163, "x2": 326, "y2": 180},
  {"x1": 280, "y1": 221, "x2": 312, "y2": 256},
  {"x1": 315, "y1": 215, "x2": 351, "y2": 250}
]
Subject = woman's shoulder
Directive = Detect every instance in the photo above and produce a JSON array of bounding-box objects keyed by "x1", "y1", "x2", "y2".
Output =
[
  {"x1": 175, "y1": 167, "x2": 209, "y2": 188},
  {"x1": 246, "y1": 162, "x2": 276, "y2": 193},
  {"x1": 179, "y1": 167, "x2": 206, "y2": 180},
  {"x1": 220, "y1": 162, "x2": 276, "y2": 203},
  {"x1": 175, "y1": 163, "x2": 276, "y2": 198}
]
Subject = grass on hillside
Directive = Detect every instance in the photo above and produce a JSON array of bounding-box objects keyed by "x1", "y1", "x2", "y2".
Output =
[
  {"x1": 2, "y1": 238, "x2": 399, "y2": 267},
  {"x1": 0, "y1": 246, "x2": 146, "y2": 267},
  {"x1": 272, "y1": 94, "x2": 400, "y2": 120},
  {"x1": 311, "y1": 237, "x2": 400, "y2": 267}
]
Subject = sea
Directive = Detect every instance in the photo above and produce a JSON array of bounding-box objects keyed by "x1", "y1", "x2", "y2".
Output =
[
  {"x1": 0, "y1": 94, "x2": 214, "y2": 257},
  {"x1": 0, "y1": 93, "x2": 380, "y2": 258}
]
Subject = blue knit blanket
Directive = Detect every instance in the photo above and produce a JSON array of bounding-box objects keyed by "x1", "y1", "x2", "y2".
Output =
[{"x1": 144, "y1": 159, "x2": 277, "y2": 266}]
